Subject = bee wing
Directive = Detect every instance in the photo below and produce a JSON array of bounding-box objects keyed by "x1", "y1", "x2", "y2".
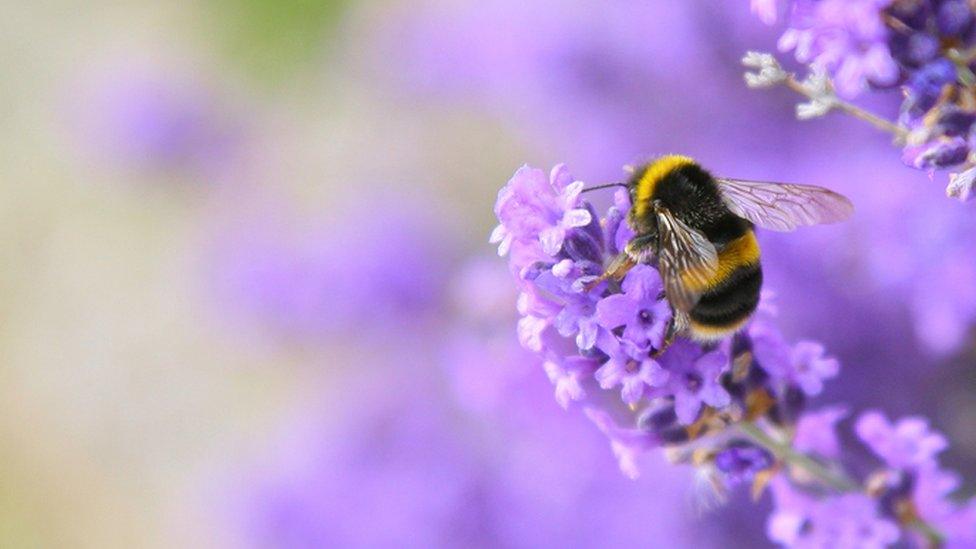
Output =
[
  {"x1": 716, "y1": 178, "x2": 853, "y2": 232},
  {"x1": 655, "y1": 206, "x2": 718, "y2": 312}
]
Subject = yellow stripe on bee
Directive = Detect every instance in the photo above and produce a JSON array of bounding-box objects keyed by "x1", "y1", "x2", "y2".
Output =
[
  {"x1": 681, "y1": 231, "x2": 760, "y2": 292},
  {"x1": 633, "y1": 155, "x2": 696, "y2": 218},
  {"x1": 688, "y1": 317, "x2": 751, "y2": 342}
]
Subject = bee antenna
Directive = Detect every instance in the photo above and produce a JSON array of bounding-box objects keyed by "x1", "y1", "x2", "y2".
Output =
[{"x1": 580, "y1": 182, "x2": 627, "y2": 193}]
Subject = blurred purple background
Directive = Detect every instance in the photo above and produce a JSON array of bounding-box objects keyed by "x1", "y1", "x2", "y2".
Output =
[{"x1": 2, "y1": 0, "x2": 974, "y2": 546}]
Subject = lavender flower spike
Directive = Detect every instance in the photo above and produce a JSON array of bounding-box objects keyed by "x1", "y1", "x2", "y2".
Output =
[
  {"x1": 856, "y1": 411, "x2": 948, "y2": 471},
  {"x1": 778, "y1": 0, "x2": 898, "y2": 98},
  {"x1": 746, "y1": 1, "x2": 976, "y2": 184},
  {"x1": 494, "y1": 163, "x2": 971, "y2": 547},
  {"x1": 490, "y1": 164, "x2": 591, "y2": 258}
]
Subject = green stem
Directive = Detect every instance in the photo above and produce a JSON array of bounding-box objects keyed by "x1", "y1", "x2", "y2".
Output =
[
  {"x1": 739, "y1": 421, "x2": 946, "y2": 548},
  {"x1": 908, "y1": 518, "x2": 946, "y2": 549},
  {"x1": 945, "y1": 48, "x2": 976, "y2": 88},
  {"x1": 783, "y1": 77, "x2": 909, "y2": 142},
  {"x1": 739, "y1": 421, "x2": 859, "y2": 493}
]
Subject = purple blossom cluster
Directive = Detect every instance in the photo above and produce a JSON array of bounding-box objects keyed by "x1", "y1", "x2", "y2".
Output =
[
  {"x1": 207, "y1": 198, "x2": 447, "y2": 341},
  {"x1": 779, "y1": 0, "x2": 899, "y2": 98},
  {"x1": 228, "y1": 255, "x2": 713, "y2": 548},
  {"x1": 492, "y1": 163, "x2": 976, "y2": 546},
  {"x1": 750, "y1": 0, "x2": 976, "y2": 198},
  {"x1": 71, "y1": 63, "x2": 241, "y2": 178}
]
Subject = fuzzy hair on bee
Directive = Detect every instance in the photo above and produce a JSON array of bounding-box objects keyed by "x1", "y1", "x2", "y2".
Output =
[{"x1": 585, "y1": 155, "x2": 853, "y2": 351}]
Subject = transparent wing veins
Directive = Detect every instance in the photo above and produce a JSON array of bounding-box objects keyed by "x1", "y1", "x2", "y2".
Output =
[
  {"x1": 655, "y1": 207, "x2": 718, "y2": 312},
  {"x1": 716, "y1": 177, "x2": 853, "y2": 232}
]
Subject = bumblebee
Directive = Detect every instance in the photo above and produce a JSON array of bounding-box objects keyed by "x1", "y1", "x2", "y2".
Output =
[{"x1": 587, "y1": 155, "x2": 853, "y2": 348}]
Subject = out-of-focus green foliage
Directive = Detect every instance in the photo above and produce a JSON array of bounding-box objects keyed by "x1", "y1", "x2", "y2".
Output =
[{"x1": 205, "y1": 0, "x2": 349, "y2": 82}]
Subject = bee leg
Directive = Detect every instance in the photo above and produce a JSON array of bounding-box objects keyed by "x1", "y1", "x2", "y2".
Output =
[
  {"x1": 652, "y1": 315, "x2": 679, "y2": 357},
  {"x1": 583, "y1": 253, "x2": 636, "y2": 292},
  {"x1": 624, "y1": 234, "x2": 657, "y2": 261}
]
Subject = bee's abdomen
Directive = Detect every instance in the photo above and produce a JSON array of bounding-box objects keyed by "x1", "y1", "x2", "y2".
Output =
[
  {"x1": 689, "y1": 263, "x2": 762, "y2": 327},
  {"x1": 686, "y1": 232, "x2": 763, "y2": 341}
]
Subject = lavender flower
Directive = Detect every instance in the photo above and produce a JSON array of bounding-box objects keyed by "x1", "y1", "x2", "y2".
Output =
[
  {"x1": 71, "y1": 64, "x2": 239, "y2": 177},
  {"x1": 490, "y1": 164, "x2": 591, "y2": 258},
  {"x1": 594, "y1": 330, "x2": 668, "y2": 406},
  {"x1": 595, "y1": 265, "x2": 672, "y2": 348},
  {"x1": 856, "y1": 411, "x2": 948, "y2": 470},
  {"x1": 543, "y1": 356, "x2": 596, "y2": 409},
  {"x1": 857, "y1": 412, "x2": 976, "y2": 545},
  {"x1": 903, "y1": 137, "x2": 970, "y2": 171},
  {"x1": 585, "y1": 407, "x2": 662, "y2": 480},
  {"x1": 768, "y1": 480, "x2": 902, "y2": 547},
  {"x1": 208, "y1": 197, "x2": 447, "y2": 340},
  {"x1": 793, "y1": 406, "x2": 847, "y2": 458},
  {"x1": 660, "y1": 342, "x2": 732, "y2": 425},
  {"x1": 714, "y1": 441, "x2": 775, "y2": 485},
  {"x1": 493, "y1": 163, "x2": 975, "y2": 547},
  {"x1": 749, "y1": 0, "x2": 976, "y2": 191},
  {"x1": 778, "y1": 0, "x2": 898, "y2": 98},
  {"x1": 947, "y1": 165, "x2": 976, "y2": 200},
  {"x1": 780, "y1": 340, "x2": 840, "y2": 396},
  {"x1": 231, "y1": 370, "x2": 709, "y2": 548},
  {"x1": 491, "y1": 163, "x2": 742, "y2": 430},
  {"x1": 229, "y1": 253, "x2": 713, "y2": 548}
]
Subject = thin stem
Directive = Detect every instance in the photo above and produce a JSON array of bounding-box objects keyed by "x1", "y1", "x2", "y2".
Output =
[
  {"x1": 783, "y1": 77, "x2": 909, "y2": 141},
  {"x1": 739, "y1": 421, "x2": 947, "y2": 548},
  {"x1": 946, "y1": 48, "x2": 976, "y2": 87},
  {"x1": 909, "y1": 518, "x2": 946, "y2": 548},
  {"x1": 739, "y1": 421, "x2": 859, "y2": 493}
]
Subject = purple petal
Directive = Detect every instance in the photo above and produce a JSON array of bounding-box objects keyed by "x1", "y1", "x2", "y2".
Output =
[
  {"x1": 576, "y1": 317, "x2": 599, "y2": 350},
  {"x1": 583, "y1": 407, "x2": 659, "y2": 479},
  {"x1": 614, "y1": 216, "x2": 635, "y2": 252},
  {"x1": 544, "y1": 360, "x2": 586, "y2": 409},
  {"x1": 596, "y1": 329, "x2": 623, "y2": 359},
  {"x1": 539, "y1": 226, "x2": 566, "y2": 256},
  {"x1": 621, "y1": 264, "x2": 663, "y2": 299},
  {"x1": 551, "y1": 258, "x2": 574, "y2": 278},
  {"x1": 700, "y1": 381, "x2": 731, "y2": 409},
  {"x1": 639, "y1": 359, "x2": 669, "y2": 386},
  {"x1": 864, "y1": 43, "x2": 898, "y2": 85},
  {"x1": 594, "y1": 360, "x2": 624, "y2": 389},
  {"x1": 674, "y1": 391, "x2": 702, "y2": 425},
  {"x1": 496, "y1": 234, "x2": 512, "y2": 257},
  {"x1": 562, "y1": 208, "x2": 592, "y2": 228},
  {"x1": 767, "y1": 512, "x2": 805, "y2": 546},
  {"x1": 595, "y1": 294, "x2": 638, "y2": 329},
  {"x1": 795, "y1": 407, "x2": 848, "y2": 458},
  {"x1": 798, "y1": 376, "x2": 825, "y2": 396},
  {"x1": 488, "y1": 223, "x2": 505, "y2": 244},
  {"x1": 553, "y1": 307, "x2": 579, "y2": 338},
  {"x1": 620, "y1": 376, "x2": 645, "y2": 404},
  {"x1": 561, "y1": 179, "x2": 585, "y2": 204},
  {"x1": 517, "y1": 315, "x2": 549, "y2": 352},
  {"x1": 549, "y1": 163, "x2": 574, "y2": 190},
  {"x1": 695, "y1": 350, "x2": 729, "y2": 377}
]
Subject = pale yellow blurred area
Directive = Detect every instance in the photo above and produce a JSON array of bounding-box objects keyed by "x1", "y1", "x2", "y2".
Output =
[
  {"x1": 0, "y1": 0, "x2": 529, "y2": 546},
  {"x1": 0, "y1": 165, "x2": 305, "y2": 546},
  {"x1": 0, "y1": 6, "x2": 299, "y2": 546}
]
